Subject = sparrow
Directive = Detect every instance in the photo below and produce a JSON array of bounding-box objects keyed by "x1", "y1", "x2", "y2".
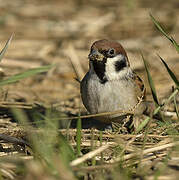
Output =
[{"x1": 80, "y1": 39, "x2": 146, "y2": 124}]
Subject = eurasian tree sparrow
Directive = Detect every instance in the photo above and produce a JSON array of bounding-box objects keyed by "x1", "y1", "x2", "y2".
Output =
[{"x1": 80, "y1": 39, "x2": 146, "y2": 124}]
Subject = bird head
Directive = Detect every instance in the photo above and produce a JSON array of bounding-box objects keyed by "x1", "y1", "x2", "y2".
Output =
[{"x1": 88, "y1": 39, "x2": 131, "y2": 83}]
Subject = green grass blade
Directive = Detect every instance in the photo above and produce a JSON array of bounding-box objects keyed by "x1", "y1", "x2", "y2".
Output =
[
  {"x1": 58, "y1": 133, "x2": 76, "y2": 164},
  {"x1": 0, "y1": 64, "x2": 54, "y2": 86},
  {"x1": 141, "y1": 54, "x2": 159, "y2": 106},
  {"x1": 99, "y1": 130, "x2": 104, "y2": 163},
  {"x1": 150, "y1": 14, "x2": 179, "y2": 53},
  {"x1": 0, "y1": 35, "x2": 13, "y2": 62},
  {"x1": 135, "y1": 116, "x2": 150, "y2": 133},
  {"x1": 150, "y1": 14, "x2": 170, "y2": 40},
  {"x1": 76, "y1": 115, "x2": 81, "y2": 157},
  {"x1": 171, "y1": 37, "x2": 179, "y2": 53},
  {"x1": 158, "y1": 55, "x2": 179, "y2": 88},
  {"x1": 11, "y1": 108, "x2": 29, "y2": 125},
  {"x1": 174, "y1": 94, "x2": 179, "y2": 120},
  {"x1": 91, "y1": 128, "x2": 96, "y2": 166}
]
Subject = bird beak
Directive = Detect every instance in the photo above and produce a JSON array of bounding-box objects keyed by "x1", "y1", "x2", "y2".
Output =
[{"x1": 88, "y1": 50, "x2": 104, "y2": 62}]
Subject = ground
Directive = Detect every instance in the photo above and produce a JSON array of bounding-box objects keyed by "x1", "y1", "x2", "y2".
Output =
[{"x1": 0, "y1": 0, "x2": 179, "y2": 179}]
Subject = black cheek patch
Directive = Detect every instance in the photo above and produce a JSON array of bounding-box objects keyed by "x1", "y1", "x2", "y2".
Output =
[
  {"x1": 115, "y1": 59, "x2": 127, "y2": 72},
  {"x1": 93, "y1": 60, "x2": 108, "y2": 84}
]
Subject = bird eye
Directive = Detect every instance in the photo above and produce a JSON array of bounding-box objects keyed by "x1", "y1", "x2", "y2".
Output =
[{"x1": 108, "y1": 48, "x2": 115, "y2": 57}]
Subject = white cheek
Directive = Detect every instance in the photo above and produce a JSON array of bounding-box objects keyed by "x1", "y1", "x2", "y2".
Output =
[
  {"x1": 106, "y1": 54, "x2": 123, "y2": 71},
  {"x1": 105, "y1": 54, "x2": 129, "y2": 80}
]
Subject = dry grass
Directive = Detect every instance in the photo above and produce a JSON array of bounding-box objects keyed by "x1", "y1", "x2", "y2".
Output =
[{"x1": 0, "y1": 0, "x2": 178, "y2": 179}]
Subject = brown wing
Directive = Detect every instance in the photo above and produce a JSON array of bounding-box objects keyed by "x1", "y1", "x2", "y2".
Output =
[
  {"x1": 133, "y1": 72, "x2": 146, "y2": 101},
  {"x1": 131, "y1": 72, "x2": 147, "y2": 115}
]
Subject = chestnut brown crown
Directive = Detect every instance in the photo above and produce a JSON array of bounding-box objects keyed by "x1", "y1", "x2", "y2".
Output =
[{"x1": 89, "y1": 39, "x2": 129, "y2": 64}]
